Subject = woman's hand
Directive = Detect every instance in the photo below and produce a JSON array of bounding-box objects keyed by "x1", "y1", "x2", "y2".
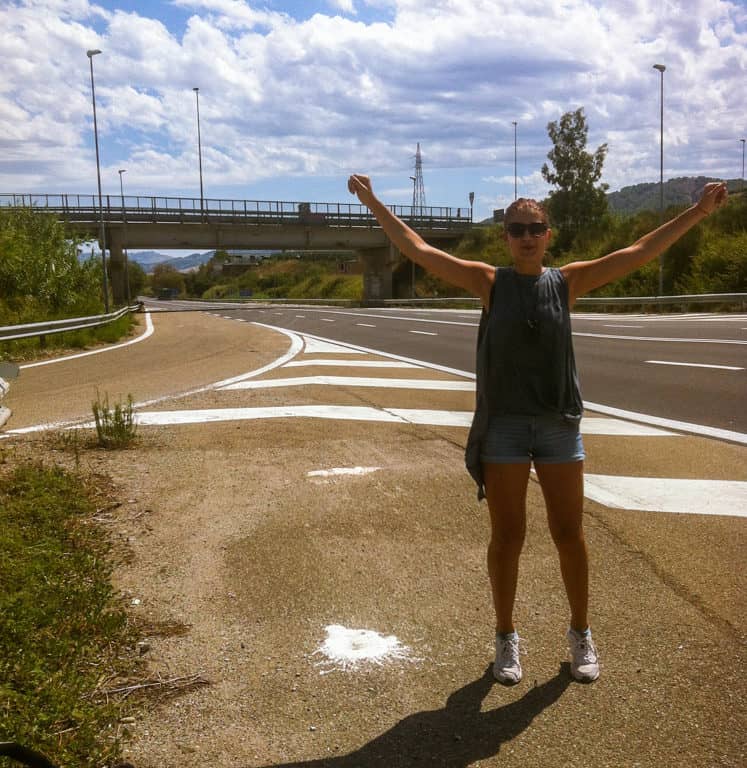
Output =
[
  {"x1": 348, "y1": 174, "x2": 377, "y2": 208},
  {"x1": 696, "y1": 181, "x2": 728, "y2": 215}
]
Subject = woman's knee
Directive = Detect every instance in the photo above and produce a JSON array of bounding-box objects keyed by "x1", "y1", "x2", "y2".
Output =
[
  {"x1": 548, "y1": 520, "x2": 585, "y2": 550},
  {"x1": 489, "y1": 520, "x2": 526, "y2": 556}
]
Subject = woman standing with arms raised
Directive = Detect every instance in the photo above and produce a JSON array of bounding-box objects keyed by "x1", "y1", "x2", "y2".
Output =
[{"x1": 347, "y1": 174, "x2": 728, "y2": 685}]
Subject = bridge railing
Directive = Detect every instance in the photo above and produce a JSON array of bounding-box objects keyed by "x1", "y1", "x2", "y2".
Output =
[{"x1": 0, "y1": 194, "x2": 472, "y2": 231}]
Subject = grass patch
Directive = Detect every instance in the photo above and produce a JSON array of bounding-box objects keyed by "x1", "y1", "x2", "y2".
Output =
[
  {"x1": 0, "y1": 459, "x2": 136, "y2": 767},
  {"x1": 92, "y1": 392, "x2": 138, "y2": 450}
]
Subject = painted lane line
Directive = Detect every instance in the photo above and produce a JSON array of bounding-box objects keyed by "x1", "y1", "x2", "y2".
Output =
[
  {"x1": 356, "y1": 323, "x2": 377, "y2": 328},
  {"x1": 645, "y1": 360, "x2": 744, "y2": 371},
  {"x1": 104, "y1": 408, "x2": 682, "y2": 437},
  {"x1": 132, "y1": 406, "x2": 408, "y2": 426},
  {"x1": 573, "y1": 331, "x2": 746, "y2": 345},
  {"x1": 410, "y1": 330, "x2": 438, "y2": 336},
  {"x1": 579, "y1": 418, "x2": 675, "y2": 436},
  {"x1": 583, "y1": 475, "x2": 747, "y2": 518},
  {"x1": 296, "y1": 315, "x2": 306, "y2": 318},
  {"x1": 385, "y1": 409, "x2": 472, "y2": 427},
  {"x1": 303, "y1": 337, "x2": 363, "y2": 355},
  {"x1": 220, "y1": 376, "x2": 474, "y2": 391},
  {"x1": 286, "y1": 360, "x2": 420, "y2": 369},
  {"x1": 603, "y1": 324, "x2": 644, "y2": 329},
  {"x1": 19, "y1": 311, "x2": 155, "y2": 369},
  {"x1": 584, "y1": 400, "x2": 747, "y2": 446},
  {"x1": 321, "y1": 318, "x2": 335, "y2": 322}
]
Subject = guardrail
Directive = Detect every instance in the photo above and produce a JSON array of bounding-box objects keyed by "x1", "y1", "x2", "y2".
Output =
[
  {"x1": 0, "y1": 193, "x2": 473, "y2": 232},
  {"x1": 0, "y1": 304, "x2": 141, "y2": 342},
  {"x1": 147, "y1": 292, "x2": 747, "y2": 311},
  {"x1": 375, "y1": 293, "x2": 747, "y2": 310}
]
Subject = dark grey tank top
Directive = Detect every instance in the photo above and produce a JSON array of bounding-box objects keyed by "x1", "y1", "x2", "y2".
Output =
[{"x1": 465, "y1": 266, "x2": 583, "y2": 498}]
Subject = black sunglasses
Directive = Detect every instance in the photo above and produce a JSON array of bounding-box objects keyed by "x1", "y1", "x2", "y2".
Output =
[{"x1": 506, "y1": 222, "x2": 548, "y2": 238}]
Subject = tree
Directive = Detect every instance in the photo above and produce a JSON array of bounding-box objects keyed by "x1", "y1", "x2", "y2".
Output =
[
  {"x1": 0, "y1": 207, "x2": 103, "y2": 323},
  {"x1": 149, "y1": 263, "x2": 185, "y2": 297},
  {"x1": 541, "y1": 107, "x2": 609, "y2": 254}
]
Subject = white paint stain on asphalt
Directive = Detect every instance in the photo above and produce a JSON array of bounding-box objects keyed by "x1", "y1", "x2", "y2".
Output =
[
  {"x1": 583, "y1": 475, "x2": 747, "y2": 518},
  {"x1": 307, "y1": 466, "x2": 381, "y2": 478},
  {"x1": 313, "y1": 625, "x2": 413, "y2": 673}
]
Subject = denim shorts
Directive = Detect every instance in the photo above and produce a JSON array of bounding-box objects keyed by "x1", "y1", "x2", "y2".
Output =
[{"x1": 480, "y1": 413, "x2": 585, "y2": 465}]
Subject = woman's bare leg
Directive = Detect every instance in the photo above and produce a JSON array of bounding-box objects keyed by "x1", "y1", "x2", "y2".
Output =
[
  {"x1": 534, "y1": 461, "x2": 588, "y2": 631},
  {"x1": 483, "y1": 462, "x2": 532, "y2": 634}
]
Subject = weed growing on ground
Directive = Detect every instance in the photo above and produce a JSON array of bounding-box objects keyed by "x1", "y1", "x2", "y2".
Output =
[
  {"x1": 0, "y1": 459, "x2": 136, "y2": 767},
  {"x1": 92, "y1": 391, "x2": 137, "y2": 449}
]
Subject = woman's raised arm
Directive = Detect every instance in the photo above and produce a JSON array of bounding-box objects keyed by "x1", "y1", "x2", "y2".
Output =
[
  {"x1": 561, "y1": 181, "x2": 728, "y2": 305},
  {"x1": 348, "y1": 174, "x2": 495, "y2": 307}
]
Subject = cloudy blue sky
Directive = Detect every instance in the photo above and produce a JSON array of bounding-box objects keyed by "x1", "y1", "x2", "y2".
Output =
[{"x1": 2, "y1": 0, "x2": 746, "y2": 234}]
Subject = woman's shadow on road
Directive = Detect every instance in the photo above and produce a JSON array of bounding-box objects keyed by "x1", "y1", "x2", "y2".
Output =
[{"x1": 254, "y1": 663, "x2": 572, "y2": 768}]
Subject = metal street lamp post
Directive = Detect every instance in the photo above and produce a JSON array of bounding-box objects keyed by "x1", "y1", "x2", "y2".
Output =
[
  {"x1": 511, "y1": 121, "x2": 518, "y2": 200},
  {"x1": 118, "y1": 168, "x2": 131, "y2": 304},
  {"x1": 193, "y1": 87, "x2": 204, "y2": 214},
  {"x1": 469, "y1": 191, "x2": 474, "y2": 222},
  {"x1": 741, "y1": 138, "x2": 745, "y2": 192},
  {"x1": 653, "y1": 63, "x2": 666, "y2": 296},
  {"x1": 87, "y1": 48, "x2": 109, "y2": 312}
]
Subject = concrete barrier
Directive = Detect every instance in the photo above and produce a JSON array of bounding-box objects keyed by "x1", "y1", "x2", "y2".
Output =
[{"x1": 0, "y1": 361, "x2": 19, "y2": 430}]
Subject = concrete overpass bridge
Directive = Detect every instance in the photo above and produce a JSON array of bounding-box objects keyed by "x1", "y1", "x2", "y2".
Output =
[{"x1": 1, "y1": 193, "x2": 472, "y2": 304}]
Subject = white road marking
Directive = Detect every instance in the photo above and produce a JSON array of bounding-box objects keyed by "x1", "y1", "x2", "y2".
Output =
[
  {"x1": 580, "y1": 418, "x2": 675, "y2": 436},
  {"x1": 132, "y1": 406, "x2": 407, "y2": 425},
  {"x1": 573, "y1": 331, "x2": 746, "y2": 345},
  {"x1": 303, "y1": 337, "x2": 363, "y2": 354},
  {"x1": 221, "y1": 376, "x2": 473, "y2": 391},
  {"x1": 583, "y1": 475, "x2": 747, "y2": 518},
  {"x1": 321, "y1": 318, "x2": 335, "y2": 322},
  {"x1": 410, "y1": 330, "x2": 438, "y2": 336},
  {"x1": 307, "y1": 467, "x2": 380, "y2": 478},
  {"x1": 584, "y1": 400, "x2": 747, "y2": 446},
  {"x1": 286, "y1": 359, "x2": 420, "y2": 369},
  {"x1": 645, "y1": 360, "x2": 744, "y2": 371},
  {"x1": 19, "y1": 311, "x2": 155, "y2": 369},
  {"x1": 356, "y1": 323, "x2": 377, "y2": 327},
  {"x1": 603, "y1": 324, "x2": 644, "y2": 329},
  {"x1": 296, "y1": 315, "x2": 306, "y2": 318}
]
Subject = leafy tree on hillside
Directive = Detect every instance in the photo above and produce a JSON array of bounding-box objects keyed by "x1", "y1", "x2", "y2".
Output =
[
  {"x1": 149, "y1": 263, "x2": 185, "y2": 297},
  {"x1": 541, "y1": 107, "x2": 609, "y2": 254},
  {"x1": 0, "y1": 207, "x2": 103, "y2": 323}
]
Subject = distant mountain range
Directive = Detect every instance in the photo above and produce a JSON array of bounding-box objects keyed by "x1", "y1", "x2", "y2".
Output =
[
  {"x1": 127, "y1": 250, "x2": 213, "y2": 273},
  {"x1": 126, "y1": 249, "x2": 277, "y2": 273},
  {"x1": 606, "y1": 175, "x2": 741, "y2": 215}
]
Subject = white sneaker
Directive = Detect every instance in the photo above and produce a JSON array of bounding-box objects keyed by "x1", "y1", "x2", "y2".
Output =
[
  {"x1": 567, "y1": 627, "x2": 600, "y2": 682},
  {"x1": 493, "y1": 631, "x2": 522, "y2": 685}
]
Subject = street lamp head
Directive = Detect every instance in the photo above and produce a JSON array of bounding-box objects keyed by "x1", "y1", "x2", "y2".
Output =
[
  {"x1": 193, "y1": 86, "x2": 199, "y2": 92},
  {"x1": 118, "y1": 168, "x2": 126, "y2": 174},
  {"x1": 653, "y1": 63, "x2": 666, "y2": 73},
  {"x1": 87, "y1": 49, "x2": 102, "y2": 58}
]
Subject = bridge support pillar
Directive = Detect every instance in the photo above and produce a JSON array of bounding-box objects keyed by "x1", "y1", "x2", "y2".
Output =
[
  {"x1": 106, "y1": 229, "x2": 130, "y2": 306},
  {"x1": 360, "y1": 242, "x2": 400, "y2": 304}
]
